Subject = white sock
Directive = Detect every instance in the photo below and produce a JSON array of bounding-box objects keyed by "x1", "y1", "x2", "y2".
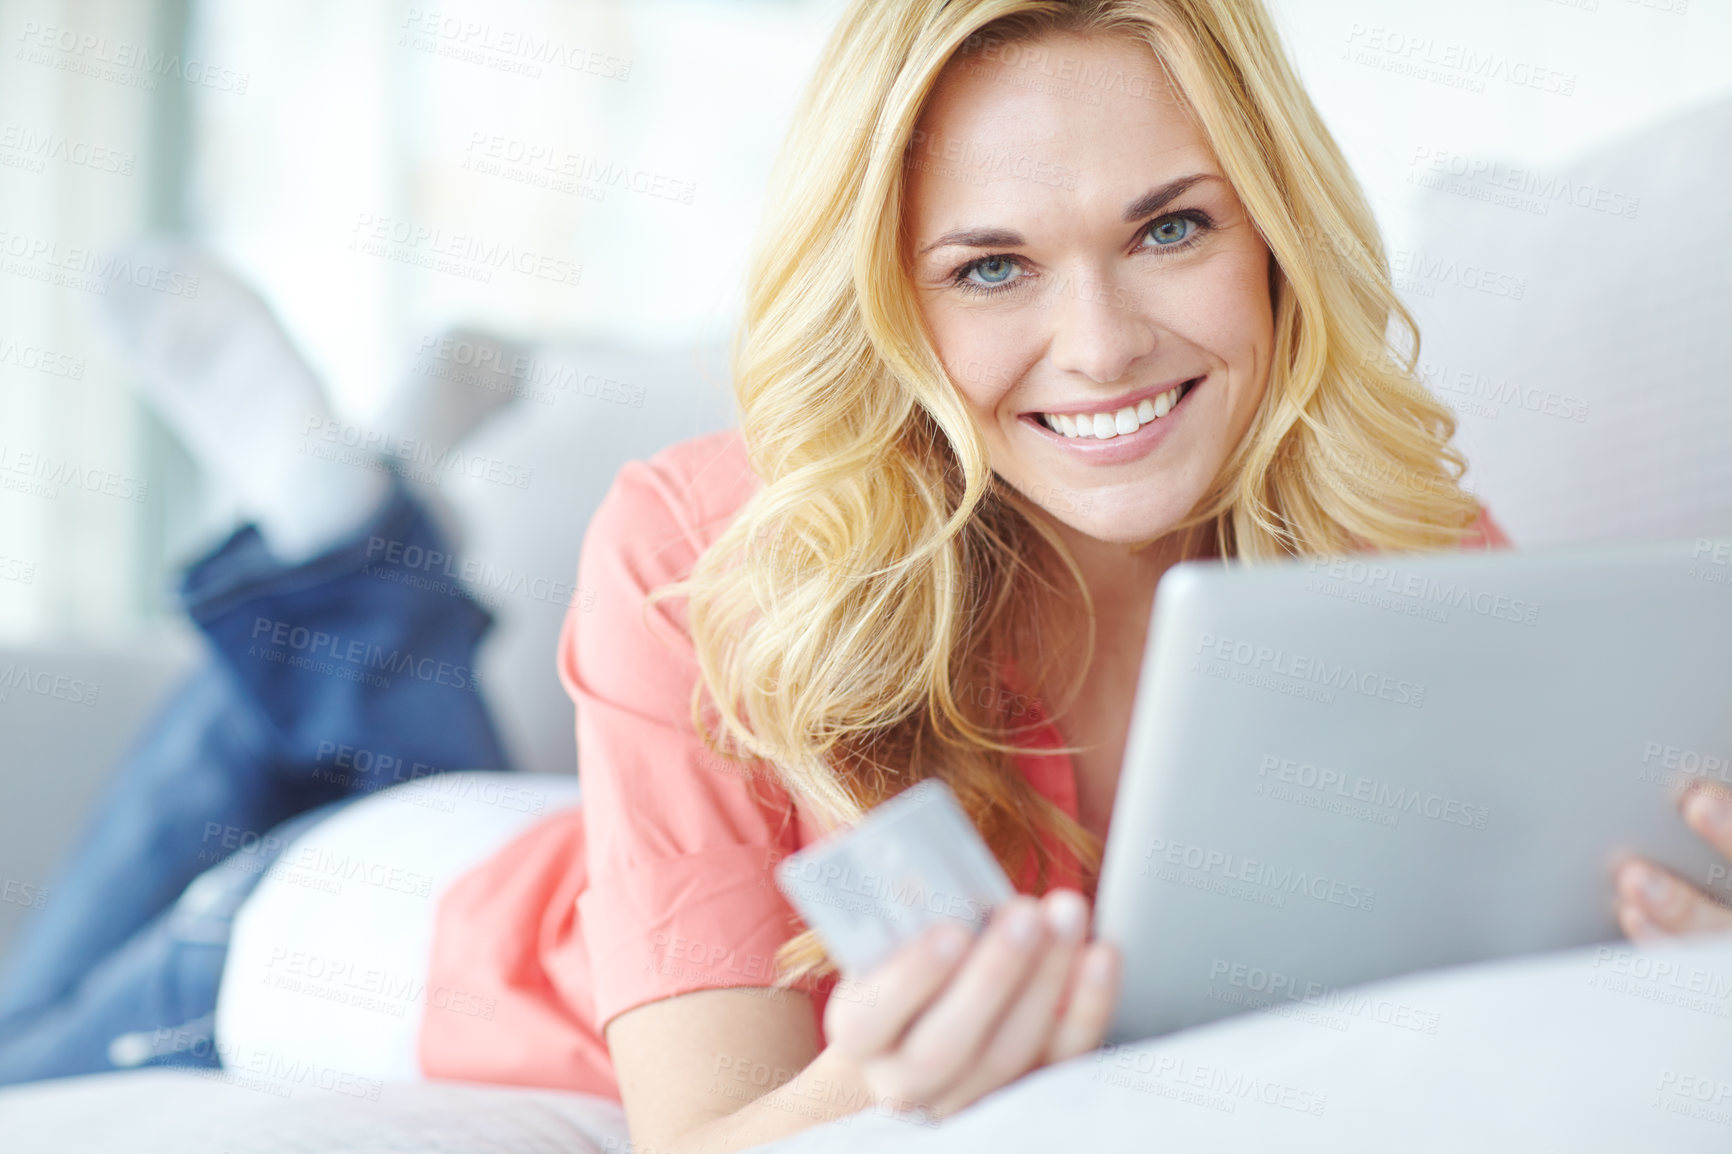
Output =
[
  {"x1": 379, "y1": 327, "x2": 527, "y2": 454},
  {"x1": 100, "y1": 241, "x2": 390, "y2": 563},
  {"x1": 370, "y1": 327, "x2": 532, "y2": 555}
]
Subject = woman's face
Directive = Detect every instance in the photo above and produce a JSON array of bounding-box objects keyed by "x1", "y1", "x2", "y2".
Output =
[{"x1": 906, "y1": 32, "x2": 1274, "y2": 547}]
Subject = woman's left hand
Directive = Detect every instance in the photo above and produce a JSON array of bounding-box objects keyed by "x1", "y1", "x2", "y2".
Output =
[{"x1": 1614, "y1": 782, "x2": 1732, "y2": 939}]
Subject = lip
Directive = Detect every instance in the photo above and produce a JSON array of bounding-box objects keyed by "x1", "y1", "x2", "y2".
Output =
[
  {"x1": 1017, "y1": 375, "x2": 1204, "y2": 465},
  {"x1": 1020, "y1": 375, "x2": 1200, "y2": 422}
]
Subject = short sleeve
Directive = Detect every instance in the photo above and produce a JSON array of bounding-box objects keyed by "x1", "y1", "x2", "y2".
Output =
[{"x1": 558, "y1": 438, "x2": 829, "y2": 1035}]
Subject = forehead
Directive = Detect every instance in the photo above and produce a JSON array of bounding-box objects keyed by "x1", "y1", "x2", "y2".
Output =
[{"x1": 907, "y1": 32, "x2": 1215, "y2": 230}]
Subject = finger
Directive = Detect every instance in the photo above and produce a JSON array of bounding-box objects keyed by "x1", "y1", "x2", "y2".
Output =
[
  {"x1": 936, "y1": 889, "x2": 1090, "y2": 1108},
  {"x1": 1682, "y1": 783, "x2": 1732, "y2": 862},
  {"x1": 1614, "y1": 857, "x2": 1732, "y2": 937},
  {"x1": 825, "y1": 920, "x2": 972, "y2": 1060},
  {"x1": 889, "y1": 896, "x2": 1048, "y2": 1102},
  {"x1": 1616, "y1": 898, "x2": 1666, "y2": 943},
  {"x1": 1044, "y1": 940, "x2": 1120, "y2": 1065}
]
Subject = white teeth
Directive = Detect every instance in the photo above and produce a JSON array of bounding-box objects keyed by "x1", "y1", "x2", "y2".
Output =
[{"x1": 1037, "y1": 381, "x2": 1192, "y2": 439}]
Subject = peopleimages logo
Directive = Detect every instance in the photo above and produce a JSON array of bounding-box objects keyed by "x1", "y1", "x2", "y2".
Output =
[
  {"x1": 300, "y1": 416, "x2": 534, "y2": 490},
  {"x1": 903, "y1": 128, "x2": 1081, "y2": 190},
  {"x1": 1342, "y1": 24, "x2": 1576, "y2": 97},
  {"x1": 0, "y1": 661, "x2": 99, "y2": 707},
  {"x1": 1206, "y1": 957, "x2": 1442, "y2": 1034},
  {"x1": 1407, "y1": 146, "x2": 1640, "y2": 220},
  {"x1": 1193, "y1": 631, "x2": 1426, "y2": 708},
  {"x1": 0, "y1": 334, "x2": 85, "y2": 379},
  {"x1": 1257, "y1": 754, "x2": 1490, "y2": 830},
  {"x1": 397, "y1": 9, "x2": 632, "y2": 81},
  {"x1": 0, "y1": 554, "x2": 36, "y2": 585},
  {"x1": 1304, "y1": 557, "x2": 1539, "y2": 627},
  {"x1": 0, "y1": 123, "x2": 136, "y2": 176},
  {"x1": 1089, "y1": 1044, "x2": 1329, "y2": 1116},
  {"x1": 1411, "y1": 359, "x2": 1590, "y2": 425},
  {"x1": 0, "y1": 442, "x2": 150, "y2": 503},
  {"x1": 0, "y1": 228, "x2": 200, "y2": 298},
  {"x1": 1, "y1": 879, "x2": 49, "y2": 911},
  {"x1": 462, "y1": 131, "x2": 695, "y2": 204},
  {"x1": 363, "y1": 536, "x2": 588, "y2": 610},
  {"x1": 1143, "y1": 837, "x2": 1377, "y2": 911},
  {"x1": 1689, "y1": 538, "x2": 1732, "y2": 589},
  {"x1": 264, "y1": 847, "x2": 435, "y2": 899},
  {"x1": 348, "y1": 213, "x2": 582, "y2": 288},
  {"x1": 1391, "y1": 248, "x2": 1526, "y2": 300},
  {"x1": 14, "y1": 21, "x2": 251, "y2": 94},
  {"x1": 247, "y1": 616, "x2": 483, "y2": 694},
  {"x1": 778, "y1": 856, "x2": 992, "y2": 926},
  {"x1": 413, "y1": 335, "x2": 645, "y2": 409}
]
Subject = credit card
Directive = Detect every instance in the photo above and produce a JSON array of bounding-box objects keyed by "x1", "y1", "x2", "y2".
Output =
[{"x1": 774, "y1": 778, "x2": 1015, "y2": 978}]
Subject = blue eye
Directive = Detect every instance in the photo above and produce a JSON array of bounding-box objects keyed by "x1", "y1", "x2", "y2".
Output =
[
  {"x1": 1145, "y1": 215, "x2": 1196, "y2": 246},
  {"x1": 953, "y1": 254, "x2": 1026, "y2": 296},
  {"x1": 948, "y1": 210, "x2": 1211, "y2": 298},
  {"x1": 968, "y1": 257, "x2": 1019, "y2": 285}
]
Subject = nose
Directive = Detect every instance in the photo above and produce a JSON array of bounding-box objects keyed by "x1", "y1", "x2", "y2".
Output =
[{"x1": 1042, "y1": 267, "x2": 1157, "y2": 385}]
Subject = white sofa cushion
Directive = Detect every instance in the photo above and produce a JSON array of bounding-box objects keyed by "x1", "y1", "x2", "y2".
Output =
[
  {"x1": 433, "y1": 340, "x2": 735, "y2": 780},
  {"x1": 10, "y1": 932, "x2": 1729, "y2": 1152},
  {"x1": 0, "y1": 1070, "x2": 629, "y2": 1154},
  {"x1": 756, "y1": 931, "x2": 1732, "y2": 1152},
  {"x1": 1403, "y1": 96, "x2": 1732, "y2": 548}
]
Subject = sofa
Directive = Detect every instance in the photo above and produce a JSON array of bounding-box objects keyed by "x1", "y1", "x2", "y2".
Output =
[{"x1": 2, "y1": 94, "x2": 1730, "y2": 1151}]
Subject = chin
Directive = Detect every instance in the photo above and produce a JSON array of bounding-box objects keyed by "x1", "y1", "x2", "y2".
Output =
[{"x1": 1030, "y1": 488, "x2": 1200, "y2": 547}]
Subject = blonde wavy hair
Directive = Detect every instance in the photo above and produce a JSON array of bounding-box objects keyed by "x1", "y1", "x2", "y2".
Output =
[{"x1": 646, "y1": 0, "x2": 1481, "y2": 991}]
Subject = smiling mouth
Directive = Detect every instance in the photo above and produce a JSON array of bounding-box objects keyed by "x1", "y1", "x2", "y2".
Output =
[{"x1": 1029, "y1": 377, "x2": 1201, "y2": 439}]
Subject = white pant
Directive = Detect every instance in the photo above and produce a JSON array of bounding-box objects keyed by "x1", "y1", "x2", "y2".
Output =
[{"x1": 215, "y1": 772, "x2": 581, "y2": 1081}]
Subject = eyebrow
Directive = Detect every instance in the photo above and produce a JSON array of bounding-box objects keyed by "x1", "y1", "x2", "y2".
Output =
[{"x1": 914, "y1": 173, "x2": 1216, "y2": 258}]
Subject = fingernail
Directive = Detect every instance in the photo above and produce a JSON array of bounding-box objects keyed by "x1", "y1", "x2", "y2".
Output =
[
  {"x1": 1043, "y1": 890, "x2": 1086, "y2": 940},
  {"x1": 1001, "y1": 899, "x2": 1040, "y2": 945},
  {"x1": 1624, "y1": 904, "x2": 1660, "y2": 940},
  {"x1": 1635, "y1": 864, "x2": 1673, "y2": 906},
  {"x1": 1083, "y1": 945, "x2": 1115, "y2": 985},
  {"x1": 1688, "y1": 789, "x2": 1732, "y2": 833}
]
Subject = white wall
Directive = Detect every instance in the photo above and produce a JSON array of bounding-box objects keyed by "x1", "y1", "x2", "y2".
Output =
[
  {"x1": 0, "y1": 0, "x2": 167, "y2": 641},
  {"x1": 176, "y1": 0, "x2": 1732, "y2": 431},
  {"x1": 2, "y1": 0, "x2": 1728, "y2": 640},
  {"x1": 1266, "y1": 0, "x2": 1732, "y2": 257}
]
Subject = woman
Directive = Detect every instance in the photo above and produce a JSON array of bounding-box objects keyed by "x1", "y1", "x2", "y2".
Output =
[{"x1": 416, "y1": 1, "x2": 1732, "y2": 1149}]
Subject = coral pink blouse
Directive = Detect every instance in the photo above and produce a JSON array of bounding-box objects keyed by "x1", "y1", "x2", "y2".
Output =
[{"x1": 418, "y1": 428, "x2": 1511, "y2": 1099}]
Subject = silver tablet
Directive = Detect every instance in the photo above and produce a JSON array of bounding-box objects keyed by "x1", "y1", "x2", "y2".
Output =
[{"x1": 1093, "y1": 535, "x2": 1732, "y2": 1042}]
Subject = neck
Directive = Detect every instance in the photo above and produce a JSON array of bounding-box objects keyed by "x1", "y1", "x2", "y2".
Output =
[{"x1": 1046, "y1": 515, "x2": 1216, "y2": 626}]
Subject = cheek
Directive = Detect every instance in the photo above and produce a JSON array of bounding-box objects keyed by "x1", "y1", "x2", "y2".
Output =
[
  {"x1": 929, "y1": 306, "x2": 1037, "y2": 416},
  {"x1": 1152, "y1": 251, "x2": 1273, "y2": 364}
]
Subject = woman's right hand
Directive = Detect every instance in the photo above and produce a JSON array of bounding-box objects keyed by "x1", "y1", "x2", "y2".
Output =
[{"x1": 820, "y1": 888, "x2": 1120, "y2": 1124}]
